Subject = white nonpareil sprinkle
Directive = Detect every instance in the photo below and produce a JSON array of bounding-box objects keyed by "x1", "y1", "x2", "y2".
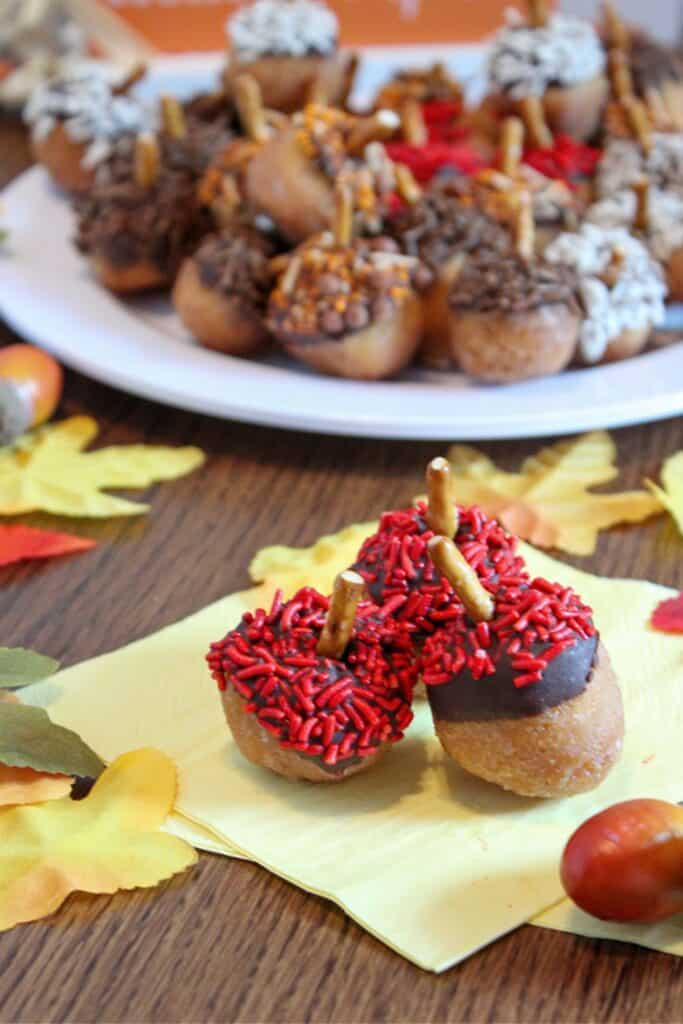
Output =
[
  {"x1": 587, "y1": 188, "x2": 683, "y2": 264},
  {"x1": 488, "y1": 13, "x2": 606, "y2": 99},
  {"x1": 24, "y1": 67, "x2": 152, "y2": 169},
  {"x1": 545, "y1": 223, "x2": 666, "y2": 363},
  {"x1": 595, "y1": 134, "x2": 683, "y2": 200},
  {"x1": 227, "y1": 0, "x2": 338, "y2": 62}
]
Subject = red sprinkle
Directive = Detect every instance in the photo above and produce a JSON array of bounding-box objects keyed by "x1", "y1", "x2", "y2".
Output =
[{"x1": 651, "y1": 592, "x2": 683, "y2": 634}]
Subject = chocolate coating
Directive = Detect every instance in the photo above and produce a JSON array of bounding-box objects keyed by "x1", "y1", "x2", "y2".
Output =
[{"x1": 427, "y1": 633, "x2": 598, "y2": 722}]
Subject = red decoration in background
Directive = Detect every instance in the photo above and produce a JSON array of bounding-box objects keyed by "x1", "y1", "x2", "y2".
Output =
[
  {"x1": 0, "y1": 525, "x2": 96, "y2": 568},
  {"x1": 523, "y1": 135, "x2": 601, "y2": 188},
  {"x1": 650, "y1": 593, "x2": 683, "y2": 634}
]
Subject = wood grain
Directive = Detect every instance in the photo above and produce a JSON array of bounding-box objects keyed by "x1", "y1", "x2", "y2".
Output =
[{"x1": 1, "y1": 123, "x2": 682, "y2": 1024}]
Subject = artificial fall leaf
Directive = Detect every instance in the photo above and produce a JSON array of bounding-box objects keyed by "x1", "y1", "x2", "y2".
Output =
[
  {"x1": 0, "y1": 416, "x2": 205, "y2": 517},
  {"x1": 0, "y1": 703, "x2": 105, "y2": 778},
  {"x1": 0, "y1": 748, "x2": 197, "y2": 931},
  {"x1": 0, "y1": 647, "x2": 60, "y2": 690},
  {"x1": 0, "y1": 524, "x2": 95, "y2": 567},
  {"x1": 651, "y1": 593, "x2": 683, "y2": 634},
  {"x1": 442, "y1": 431, "x2": 661, "y2": 556},
  {"x1": 645, "y1": 451, "x2": 683, "y2": 537},
  {"x1": 0, "y1": 766, "x2": 71, "y2": 808}
]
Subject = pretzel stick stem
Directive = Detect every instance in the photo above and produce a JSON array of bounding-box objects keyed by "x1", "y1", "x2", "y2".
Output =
[
  {"x1": 501, "y1": 116, "x2": 524, "y2": 177},
  {"x1": 519, "y1": 95, "x2": 552, "y2": 149},
  {"x1": 347, "y1": 110, "x2": 399, "y2": 156},
  {"x1": 317, "y1": 571, "x2": 365, "y2": 658},
  {"x1": 112, "y1": 62, "x2": 147, "y2": 95},
  {"x1": 527, "y1": 0, "x2": 549, "y2": 28},
  {"x1": 514, "y1": 191, "x2": 535, "y2": 261},
  {"x1": 428, "y1": 537, "x2": 494, "y2": 622},
  {"x1": 134, "y1": 133, "x2": 160, "y2": 188},
  {"x1": 603, "y1": 1, "x2": 629, "y2": 50},
  {"x1": 633, "y1": 177, "x2": 650, "y2": 232},
  {"x1": 395, "y1": 164, "x2": 422, "y2": 205},
  {"x1": 401, "y1": 97, "x2": 428, "y2": 145},
  {"x1": 234, "y1": 74, "x2": 269, "y2": 143},
  {"x1": 426, "y1": 457, "x2": 458, "y2": 538},
  {"x1": 160, "y1": 95, "x2": 187, "y2": 140},
  {"x1": 608, "y1": 48, "x2": 633, "y2": 102},
  {"x1": 333, "y1": 184, "x2": 354, "y2": 246}
]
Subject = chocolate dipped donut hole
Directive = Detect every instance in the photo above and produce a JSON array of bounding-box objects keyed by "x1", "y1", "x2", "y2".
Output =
[
  {"x1": 388, "y1": 176, "x2": 510, "y2": 369},
  {"x1": 266, "y1": 185, "x2": 425, "y2": 380},
  {"x1": 447, "y1": 196, "x2": 581, "y2": 383},
  {"x1": 207, "y1": 573, "x2": 416, "y2": 782},
  {"x1": 422, "y1": 536, "x2": 624, "y2": 798},
  {"x1": 75, "y1": 133, "x2": 211, "y2": 294},
  {"x1": 173, "y1": 227, "x2": 275, "y2": 354}
]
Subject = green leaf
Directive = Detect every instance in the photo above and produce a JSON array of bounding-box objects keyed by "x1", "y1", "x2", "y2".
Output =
[
  {"x1": 0, "y1": 647, "x2": 60, "y2": 690},
  {"x1": 0, "y1": 704, "x2": 105, "y2": 779}
]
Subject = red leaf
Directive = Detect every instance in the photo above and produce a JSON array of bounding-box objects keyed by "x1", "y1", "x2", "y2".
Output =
[
  {"x1": 0, "y1": 525, "x2": 96, "y2": 568},
  {"x1": 651, "y1": 593, "x2": 683, "y2": 634}
]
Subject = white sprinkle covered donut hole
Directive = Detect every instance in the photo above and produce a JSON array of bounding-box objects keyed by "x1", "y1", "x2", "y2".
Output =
[
  {"x1": 24, "y1": 66, "x2": 150, "y2": 193},
  {"x1": 545, "y1": 223, "x2": 666, "y2": 364},
  {"x1": 587, "y1": 187, "x2": 683, "y2": 301},
  {"x1": 223, "y1": 0, "x2": 352, "y2": 113},
  {"x1": 487, "y1": 12, "x2": 608, "y2": 141}
]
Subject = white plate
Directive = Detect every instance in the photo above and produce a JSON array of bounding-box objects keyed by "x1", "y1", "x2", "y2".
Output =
[{"x1": 2, "y1": 50, "x2": 683, "y2": 440}]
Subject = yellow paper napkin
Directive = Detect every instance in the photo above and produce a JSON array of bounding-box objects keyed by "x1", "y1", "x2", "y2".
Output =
[{"x1": 23, "y1": 525, "x2": 683, "y2": 972}]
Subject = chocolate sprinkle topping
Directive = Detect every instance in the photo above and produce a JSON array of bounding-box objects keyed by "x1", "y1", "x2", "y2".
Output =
[
  {"x1": 195, "y1": 229, "x2": 274, "y2": 306},
  {"x1": 449, "y1": 251, "x2": 580, "y2": 315}
]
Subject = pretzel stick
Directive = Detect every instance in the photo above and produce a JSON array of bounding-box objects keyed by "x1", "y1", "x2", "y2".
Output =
[
  {"x1": 426, "y1": 457, "x2": 458, "y2": 538},
  {"x1": 513, "y1": 190, "x2": 535, "y2": 261},
  {"x1": 160, "y1": 95, "x2": 187, "y2": 140},
  {"x1": 500, "y1": 117, "x2": 524, "y2": 178},
  {"x1": 278, "y1": 254, "x2": 303, "y2": 296},
  {"x1": 234, "y1": 74, "x2": 269, "y2": 143},
  {"x1": 134, "y1": 133, "x2": 160, "y2": 188},
  {"x1": 519, "y1": 95, "x2": 552, "y2": 149},
  {"x1": 428, "y1": 537, "x2": 494, "y2": 622},
  {"x1": 633, "y1": 177, "x2": 650, "y2": 232},
  {"x1": 603, "y1": 1, "x2": 629, "y2": 50},
  {"x1": 112, "y1": 62, "x2": 147, "y2": 96},
  {"x1": 623, "y1": 97, "x2": 653, "y2": 154},
  {"x1": 332, "y1": 183, "x2": 354, "y2": 247},
  {"x1": 662, "y1": 80, "x2": 683, "y2": 132},
  {"x1": 527, "y1": 0, "x2": 549, "y2": 28},
  {"x1": 608, "y1": 49, "x2": 633, "y2": 102},
  {"x1": 317, "y1": 571, "x2": 365, "y2": 658},
  {"x1": 394, "y1": 164, "x2": 422, "y2": 206},
  {"x1": 600, "y1": 245, "x2": 625, "y2": 287},
  {"x1": 339, "y1": 52, "x2": 360, "y2": 110},
  {"x1": 347, "y1": 110, "x2": 400, "y2": 156},
  {"x1": 401, "y1": 97, "x2": 428, "y2": 146}
]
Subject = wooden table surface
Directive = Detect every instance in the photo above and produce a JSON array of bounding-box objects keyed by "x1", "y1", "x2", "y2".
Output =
[{"x1": 2, "y1": 118, "x2": 682, "y2": 1024}]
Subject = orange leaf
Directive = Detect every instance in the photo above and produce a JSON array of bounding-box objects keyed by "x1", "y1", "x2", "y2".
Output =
[
  {"x1": 0, "y1": 766, "x2": 71, "y2": 807},
  {"x1": 441, "y1": 432, "x2": 662, "y2": 556}
]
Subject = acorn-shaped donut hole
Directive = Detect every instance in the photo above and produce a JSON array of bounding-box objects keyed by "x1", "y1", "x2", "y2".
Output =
[
  {"x1": 244, "y1": 102, "x2": 399, "y2": 244},
  {"x1": 422, "y1": 535, "x2": 624, "y2": 798},
  {"x1": 173, "y1": 226, "x2": 276, "y2": 355},
  {"x1": 74, "y1": 133, "x2": 210, "y2": 294},
  {"x1": 266, "y1": 184, "x2": 426, "y2": 380},
  {"x1": 27, "y1": 63, "x2": 149, "y2": 194},
  {"x1": 447, "y1": 191, "x2": 582, "y2": 382},
  {"x1": 206, "y1": 571, "x2": 417, "y2": 782}
]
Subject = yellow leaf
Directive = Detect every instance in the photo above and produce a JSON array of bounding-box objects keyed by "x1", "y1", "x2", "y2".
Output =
[
  {"x1": 0, "y1": 417, "x2": 205, "y2": 517},
  {"x1": 0, "y1": 766, "x2": 71, "y2": 807},
  {"x1": 249, "y1": 522, "x2": 377, "y2": 596},
  {"x1": 0, "y1": 748, "x2": 197, "y2": 931},
  {"x1": 645, "y1": 451, "x2": 683, "y2": 536},
  {"x1": 441, "y1": 432, "x2": 661, "y2": 556}
]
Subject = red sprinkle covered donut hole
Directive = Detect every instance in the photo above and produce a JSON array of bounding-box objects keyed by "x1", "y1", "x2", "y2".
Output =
[{"x1": 207, "y1": 586, "x2": 417, "y2": 782}]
